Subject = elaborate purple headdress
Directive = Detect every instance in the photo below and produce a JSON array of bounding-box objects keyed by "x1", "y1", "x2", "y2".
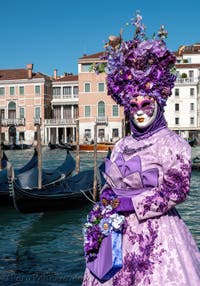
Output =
[{"x1": 95, "y1": 13, "x2": 177, "y2": 113}]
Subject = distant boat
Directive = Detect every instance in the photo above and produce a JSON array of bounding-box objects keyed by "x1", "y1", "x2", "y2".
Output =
[
  {"x1": 79, "y1": 143, "x2": 114, "y2": 152},
  {"x1": 2, "y1": 143, "x2": 33, "y2": 150},
  {"x1": 187, "y1": 138, "x2": 197, "y2": 147},
  {"x1": 192, "y1": 156, "x2": 200, "y2": 170},
  {"x1": 48, "y1": 142, "x2": 74, "y2": 150}
]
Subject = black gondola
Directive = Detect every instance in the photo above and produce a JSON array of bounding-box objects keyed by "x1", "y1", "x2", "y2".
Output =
[
  {"x1": 11, "y1": 149, "x2": 111, "y2": 214},
  {"x1": 2, "y1": 143, "x2": 33, "y2": 150},
  {"x1": 12, "y1": 169, "x2": 95, "y2": 213},
  {"x1": 48, "y1": 142, "x2": 74, "y2": 150},
  {"x1": 0, "y1": 149, "x2": 38, "y2": 203},
  {"x1": 0, "y1": 150, "x2": 76, "y2": 203}
]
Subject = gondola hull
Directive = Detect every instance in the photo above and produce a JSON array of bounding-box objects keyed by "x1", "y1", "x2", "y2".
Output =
[
  {"x1": 0, "y1": 150, "x2": 76, "y2": 203},
  {"x1": 12, "y1": 170, "x2": 94, "y2": 213}
]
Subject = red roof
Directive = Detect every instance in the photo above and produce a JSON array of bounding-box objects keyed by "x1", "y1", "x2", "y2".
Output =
[
  {"x1": 53, "y1": 74, "x2": 78, "y2": 82},
  {"x1": 0, "y1": 68, "x2": 50, "y2": 81},
  {"x1": 79, "y1": 52, "x2": 105, "y2": 60}
]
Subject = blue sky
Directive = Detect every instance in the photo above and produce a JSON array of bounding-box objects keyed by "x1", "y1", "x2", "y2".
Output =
[{"x1": 0, "y1": 0, "x2": 200, "y2": 77}]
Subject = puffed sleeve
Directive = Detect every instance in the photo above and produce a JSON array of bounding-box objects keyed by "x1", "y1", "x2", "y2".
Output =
[{"x1": 132, "y1": 134, "x2": 191, "y2": 221}]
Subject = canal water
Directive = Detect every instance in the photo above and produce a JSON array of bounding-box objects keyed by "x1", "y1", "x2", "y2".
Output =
[{"x1": 0, "y1": 147, "x2": 200, "y2": 286}]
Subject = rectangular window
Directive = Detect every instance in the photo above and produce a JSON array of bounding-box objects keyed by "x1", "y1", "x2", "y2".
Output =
[
  {"x1": 175, "y1": 88, "x2": 179, "y2": 96},
  {"x1": 189, "y1": 70, "x2": 194, "y2": 78},
  {"x1": 84, "y1": 129, "x2": 91, "y2": 139},
  {"x1": 0, "y1": 109, "x2": 5, "y2": 119},
  {"x1": 85, "y1": 106, "x2": 91, "y2": 117},
  {"x1": 35, "y1": 107, "x2": 40, "y2": 118},
  {"x1": 19, "y1": 86, "x2": 24, "y2": 95},
  {"x1": 190, "y1": 103, "x2": 194, "y2": 111},
  {"x1": 175, "y1": 117, "x2": 179, "y2": 125},
  {"x1": 0, "y1": 87, "x2": 5, "y2": 96},
  {"x1": 73, "y1": 86, "x2": 78, "y2": 95},
  {"x1": 53, "y1": 87, "x2": 61, "y2": 96},
  {"x1": 190, "y1": 117, "x2": 194, "y2": 125},
  {"x1": 53, "y1": 106, "x2": 61, "y2": 119},
  {"x1": 10, "y1": 86, "x2": 15, "y2": 95},
  {"x1": 98, "y1": 129, "x2": 105, "y2": 139},
  {"x1": 19, "y1": 132, "x2": 25, "y2": 141},
  {"x1": 112, "y1": 105, "x2": 119, "y2": 117},
  {"x1": 35, "y1": 85, "x2": 40, "y2": 95},
  {"x1": 175, "y1": 103, "x2": 179, "y2": 111},
  {"x1": 98, "y1": 83, "x2": 104, "y2": 92},
  {"x1": 112, "y1": 128, "x2": 119, "y2": 138},
  {"x1": 63, "y1": 106, "x2": 71, "y2": 119},
  {"x1": 190, "y1": 88, "x2": 194, "y2": 96},
  {"x1": 74, "y1": 105, "x2": 78, "y2": 119},
  {"x1": 63, "y1": 86, "x2": 72, "y2": 95},
  {"x1": 81, "y1": 64, "x2": 92, "y2": 72},
  {"x1": 84, "y1": 83, "x2": 90, "y2": 92},
  {"x1": 20, "y1": 107, "x2": 24, "y2": 118}
]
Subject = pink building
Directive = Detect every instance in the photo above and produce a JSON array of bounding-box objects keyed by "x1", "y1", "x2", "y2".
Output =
[
  {"x1": 0, "y1": 64, "x2": 52, "y2": 145},
  {"x1": 78, "y1": 52, "x2": 125, "y2": 144}
]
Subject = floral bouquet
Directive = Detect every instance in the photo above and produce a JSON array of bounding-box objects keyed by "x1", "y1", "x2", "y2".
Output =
[{"x1": 83, "y1": 198, "x2": 125, "y2": 263}]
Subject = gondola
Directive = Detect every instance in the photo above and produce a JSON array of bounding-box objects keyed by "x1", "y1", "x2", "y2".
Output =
[
  {"x1": 2, "y1": 143, "x2": 33, "y2": 150},
  {"x1": 12, "y1": 169, "x2": 95, "y2": 213},
  {"x1": 1, "y1": 151, "x2": 8, "y2": 169},
  {"x1": 11, "y1": 149, "x2": 111, "y2": 214},
  {"x1": 48, "y1": 142, "x2": 74, "y2": 150},
  {"x1": 0, "y1": 149, "x2": 37, "y2": 203},
  {"x1": 0, "y1": 150, "x2": 76, "y2": 203}
]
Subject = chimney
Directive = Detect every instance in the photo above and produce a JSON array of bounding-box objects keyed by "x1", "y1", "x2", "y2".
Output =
[
  {"x1": 26, "y1": 64, "x2": 33, "y2": 79},
  {"x1": 53, "y1": 69, "x2": 58, "y2": 79}
]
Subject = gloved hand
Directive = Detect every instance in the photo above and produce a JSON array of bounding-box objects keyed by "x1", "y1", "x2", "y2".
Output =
[{"x1": 115, "y1": 196, "x2": 134, "y2": 213}]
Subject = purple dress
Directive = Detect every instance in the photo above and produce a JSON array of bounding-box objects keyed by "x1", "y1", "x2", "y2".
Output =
[{"x1": 82, "y1": 128, "x2": 200, "y2": 285}]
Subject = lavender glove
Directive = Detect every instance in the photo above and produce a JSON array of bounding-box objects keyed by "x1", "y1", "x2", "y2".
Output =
[{"x1": 115, "y1": 196, "x2": 134, "y2": 213}]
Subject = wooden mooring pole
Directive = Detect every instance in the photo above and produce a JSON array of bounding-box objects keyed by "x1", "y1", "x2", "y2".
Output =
[
  {"x1": 76, "y1": 119, "x2": 80, "y2": 173},
  {"x1": 0, "y1": 116, "x2": 2, "y2": 171},
  {"x1": 36, "y1": 123, "x2": 42, "y2": 189},
  {"x1": 93, "y1": 123, "x2": 97, "y2": 202}
]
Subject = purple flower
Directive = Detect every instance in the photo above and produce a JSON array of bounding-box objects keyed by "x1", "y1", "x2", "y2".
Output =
[
  {"x1": 94, "y1": 12, "x2": 176, "y2": 112},
  {"x1": 83, "y1": 195, "x2": 126, "y2": 261}
]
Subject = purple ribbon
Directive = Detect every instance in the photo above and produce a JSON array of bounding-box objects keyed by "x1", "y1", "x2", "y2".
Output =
[{"x1": 105, "y1": 153, "x2": 159, "y2": 191}]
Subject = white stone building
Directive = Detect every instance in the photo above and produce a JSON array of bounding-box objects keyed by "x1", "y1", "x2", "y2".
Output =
[
  {"x1": 165, "y1": 43, "x2": 200, "y2": 142},
  {"x1": 44, "y1": 72, "x2": 78, "y2": 145}
]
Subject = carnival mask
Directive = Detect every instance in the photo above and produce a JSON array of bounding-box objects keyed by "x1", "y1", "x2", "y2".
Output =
[{"x1": 130, "y1": 96, "x2": 158, "y2": 129}]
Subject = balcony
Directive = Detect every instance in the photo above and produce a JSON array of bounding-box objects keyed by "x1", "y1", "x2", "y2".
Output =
[
  {"x1": 34, "y1": 118, "x2": 42, "y2": 125},
  {"x1": 52, "y1": 94, "x2": 78, "y2": 101},
  {"x1": 176, "y1": 77, "x2": 199, "y2": 84},
  {"x1": 96, "y1": 116, "x2": 108, "y2": 125},
  {"x1": 44, "y1": 118, "x2": 77, "y2": 126},
  {"x1": 1, "y1": 118, "x2": 25, "y2": 126}
]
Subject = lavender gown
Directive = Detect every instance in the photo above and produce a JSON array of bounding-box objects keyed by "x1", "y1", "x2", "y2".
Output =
[{"x1": 82, "y1": 127, "x2": 200, "y2": 285}]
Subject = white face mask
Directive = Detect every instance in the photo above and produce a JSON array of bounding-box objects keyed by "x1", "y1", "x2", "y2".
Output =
[{"x1": 130, "y1": 96, "x2": 158, "y2": 129}]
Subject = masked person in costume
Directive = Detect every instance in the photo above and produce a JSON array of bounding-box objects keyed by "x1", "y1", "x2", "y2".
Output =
[{"x1": 82, "y1": 13, "x2": 200, "y2": 286}]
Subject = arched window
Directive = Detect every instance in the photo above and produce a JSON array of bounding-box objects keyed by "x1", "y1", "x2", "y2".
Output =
[
  {"x1": 8, "y1": 101, "x2": 16, "y2": 110},
  {"x1": 8, "y1": 101, "x2": 16, "y2": 119},
  {"x1": 98, "y1": 101, "x2": 105, "y2": 118}
]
